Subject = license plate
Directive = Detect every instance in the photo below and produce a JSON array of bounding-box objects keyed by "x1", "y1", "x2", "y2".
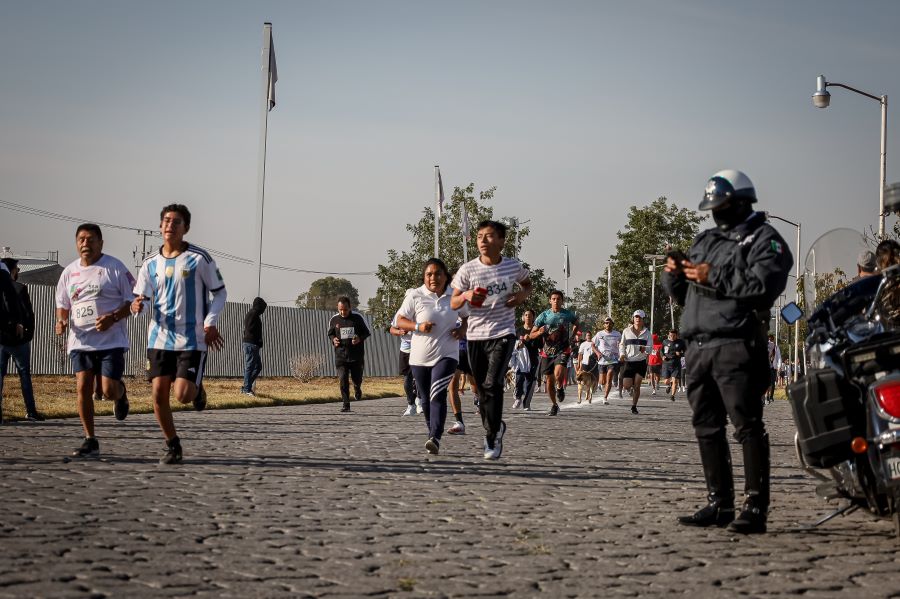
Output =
[{"x1": 885, "y1": 456, "x2": 900, "y2": 480}]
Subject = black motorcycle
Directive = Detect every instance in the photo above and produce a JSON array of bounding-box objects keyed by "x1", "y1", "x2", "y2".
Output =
[{"x1": 782, "y1": 228, "x2": 900, "y2": 540}]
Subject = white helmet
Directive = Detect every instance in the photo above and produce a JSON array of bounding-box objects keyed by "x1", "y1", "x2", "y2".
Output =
[{"x1": 700, "y1": 169, "x2": 757, "y2": 211}]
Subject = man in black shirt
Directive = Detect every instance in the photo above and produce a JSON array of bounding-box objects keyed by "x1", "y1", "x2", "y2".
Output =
[
  {"x1": 241, "y1": 297, "x2": 267, "y2": 396},
  {"x1": 513, "y1": 309, "x2": 541, "y2": 410},
  {"x1": 0, "y1": 259, "x2": 40, "y2": 422},
  {"x1": 660, "y1": 328, "x2": 686, "y2": 399},
  {"x1": 327, "y1": 296, "x2": 371, "y2": 412}
]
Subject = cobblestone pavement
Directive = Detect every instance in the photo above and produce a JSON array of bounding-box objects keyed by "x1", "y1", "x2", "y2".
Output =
[{"x1": 2, "y1": 387, "x2": 900, "y2": 598}]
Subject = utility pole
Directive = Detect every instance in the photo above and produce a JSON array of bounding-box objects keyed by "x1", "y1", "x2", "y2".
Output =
[{"x1": 644, "y1": 254, "x2": 666, "y2": 335}]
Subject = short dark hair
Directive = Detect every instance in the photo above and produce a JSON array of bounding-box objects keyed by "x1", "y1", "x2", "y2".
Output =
[
  {"x1": 75, "y1": 223, "x2": 102, "y2": 239},
  {"x1": 549, "y1": 289, "x2": 565, "y2": 300},
  {"x1": 876, "y1": 239, "x2": 900, "y2": 270},
  {"x1": 337, "y1": 296, "x2": 352, "y2": 308},
  {"x1": 0, "y1": 258, "x2": 17, "y2": 271},
  {"x1": 160, "y1": 204, "x2": 192, "y2": 230},
  {"x1": 670, "y1": 328, "x2": 679, "y2": 334},
  {"x1": 422, "y1": 257, "x2": 451, "y2": 294},
  {"x1": 524, "y1": 308, "x2": 536, "y2": 316},
  {"x1": 477, "y1": 219, "x2": 507, "y2": 239}
]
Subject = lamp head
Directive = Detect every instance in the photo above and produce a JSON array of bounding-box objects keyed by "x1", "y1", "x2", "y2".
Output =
[{"x1": 813, "y1": 75, "x2": 831, "y2": 108}]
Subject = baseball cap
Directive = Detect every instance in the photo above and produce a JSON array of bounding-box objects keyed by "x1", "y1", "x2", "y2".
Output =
[
  {"x1": 858, "y1": 250, "x2": 876, "y2": 271},
  {"x1": 603, "y1": 316, "x2": 613, "y2": 322},
  {"x1": 632, "y1": 309, "x2": 646, "y2": 319}
]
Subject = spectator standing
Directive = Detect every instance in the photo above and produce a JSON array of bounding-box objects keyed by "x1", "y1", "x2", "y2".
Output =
[
  {"x1": 0, "y1": 258, "x2": 41, "y2": 421},
  {"x1": 328, "y1": 296, "x2": 371, "y2": 412},
  {"x1": 241, "y1": 297, "x2": 267, "y2": 396}
]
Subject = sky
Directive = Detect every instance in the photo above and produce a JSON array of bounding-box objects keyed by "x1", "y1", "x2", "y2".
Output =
[{"x1": 1, "y1": 0, "x2": 898, "y2": 307}]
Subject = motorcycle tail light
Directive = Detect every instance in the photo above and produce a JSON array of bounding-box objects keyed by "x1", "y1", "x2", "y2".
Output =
[
  {"x1": 851, "y1": 437, "x2": 868, "y2": 453},
  {"x1": 874, "y1": 380, "x2": 900, "y2": 418}
]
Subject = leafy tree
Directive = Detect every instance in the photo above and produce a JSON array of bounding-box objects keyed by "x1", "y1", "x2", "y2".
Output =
[
  {"x1": 572, "y1": 197, "x2": 706, "y2": 335},
  {"x1": 296, "y1": 276, "x2": 360, "y2": 311},
  {"x1": 368, "y1": 183, "x2": 557, "y2": 327}
]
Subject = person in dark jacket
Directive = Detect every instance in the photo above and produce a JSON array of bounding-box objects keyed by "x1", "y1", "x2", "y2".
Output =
[
  {"x1": 0, "y1": 259, "x2": 38, "y2": 422},
  {"x1": 241, "y1": 296, "x2": 267, "y2": 396},
  {"x1": 328, "y1": 296, "x2": 371, "y2": 412},
  {"x1": 662, "y1": 169, "x2": 792, "y2": 535}
]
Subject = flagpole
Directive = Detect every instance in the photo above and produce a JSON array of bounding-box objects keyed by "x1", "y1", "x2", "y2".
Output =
[
  {"x1": 461, "y1": 202, "x2": 468, "y2": 263},
  {"x1": 253, "y1": 22, "x2": 274, "y2": 297},
  {"x1": 564, "y1": 244, "x2": 569, "y2": 297},
  {"x1": 434, "y1": 165, "x2": 440, "y2": 259}
]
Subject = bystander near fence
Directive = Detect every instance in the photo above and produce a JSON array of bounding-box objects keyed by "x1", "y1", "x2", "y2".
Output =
[{"x1": 13, "y1": 285, "x2": 399, "y2": 378}]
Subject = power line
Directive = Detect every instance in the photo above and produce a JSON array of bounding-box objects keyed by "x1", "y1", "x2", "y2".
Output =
[{"x1": 0, "y1": 200, "x2": 377, "y2": 276}]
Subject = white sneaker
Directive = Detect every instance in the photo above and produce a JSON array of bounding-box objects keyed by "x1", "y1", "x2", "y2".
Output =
[
  {"x1": 402, "y1": 405, "x2": 415, "y2": 416},
  {"x1": 652, "y1": 389, "x2": 657, "y2": 396},
  {"x1": 618, "y1": 390, "x2": 623, "y2": 399},
  {"x1": 448, "y1": 421, "x2": 465, "y2": 435},
  {"x1": 512, "y1": 399, "x2": 522, "y2": 409},
  {"x1": 415, "y1": 397, "x2": 424, "y2": 415},
  {"x1": 483, "y1": 436, "x2": 493, "y2": 459},
  {"x1": 603, "y1": 399, "x2": 610, "y2": 405}
]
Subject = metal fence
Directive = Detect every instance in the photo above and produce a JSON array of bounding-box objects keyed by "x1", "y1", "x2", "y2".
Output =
[{"x1": 17, "y1": 285, "x2": 400, "y2": 378}]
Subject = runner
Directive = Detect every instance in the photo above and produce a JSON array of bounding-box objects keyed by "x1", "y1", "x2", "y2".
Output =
[
  {"x1": 327, "y1": 297, "x2": 371, "y2": 412},
  {"x1": 395, "y1": 258, "x2": 467, "y2": 455},
  {"x1": 592, "y1": 316, "x2": 621, "y2": 405},
  {"x1": 661, "y1": 328, "x2": 687, "y2": 398},
  {"x1": 451, "y1": 219, "x2": 532, "y2": 460},
  {"x1": 647, "y1": 333, "x2": 663, "y2": 395},
  {"x1": 56, "y1": 224, "x2": 135, "y2": 457},
  {"x1": 619, "y1": 310, "x2": 651, "y2": 414},
  {"x1": 389, "y1": 309, "x2": 417, "y2": 416},
  {"x1": 513, "y1": 309, "x2": 540, "y2": 410},
  {"x1": 131, "y1": 204, "x2": 227, "y2": 464},
  {"x1": 529, "y1": 290, "x2": 578, "y2": 416},
  {"x1": 576, "y1": 329, "x2": 599, "y2": 404},
  {"x1": 447, "y1": 335, "x2": 475, "y2": 434}
]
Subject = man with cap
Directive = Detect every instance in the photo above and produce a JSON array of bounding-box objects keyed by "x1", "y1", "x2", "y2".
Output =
[
  {"x1": 618, "y1": 309, "x2": 651, "y2": 414},
  {"x1": 855, "y1": 250, "x2": 877, "y2": 281},
  {"x1": 663, "y1": 169, "x2": 792, "y2": 534}
]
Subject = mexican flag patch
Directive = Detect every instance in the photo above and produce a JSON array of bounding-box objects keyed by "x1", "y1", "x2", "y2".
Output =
[{"x1": 771, "y1": 240, "x2": 783, "y2": 254}]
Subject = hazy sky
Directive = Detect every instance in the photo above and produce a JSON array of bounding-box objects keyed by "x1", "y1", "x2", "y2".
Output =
[{"x1": 1, "y1": 0, "x2": 898, "y2": 307}]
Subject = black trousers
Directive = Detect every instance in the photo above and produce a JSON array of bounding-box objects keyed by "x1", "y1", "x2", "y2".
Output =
[
  {"x1": 467, "y1": 335, "x2": 516, "y2": 441},
  {"x1": 336, "y1": 361, "x2": 364, "y2": 406},
  {"x1": 685, "y1": 339, "x2": 768, "y2": 443}
]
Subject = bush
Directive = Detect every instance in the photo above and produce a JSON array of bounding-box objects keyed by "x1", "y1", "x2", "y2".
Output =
[{"x1": 290, "y1": 353, "x2": 325, "y2": 383}]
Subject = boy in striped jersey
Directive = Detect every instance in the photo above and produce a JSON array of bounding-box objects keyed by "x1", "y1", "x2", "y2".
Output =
[
  {"x1": 131, "y1": 204, "x2": 227, "y2": 464},
  {"x1": 451, "y1": 220, "x2": 532, "y2": 460}
]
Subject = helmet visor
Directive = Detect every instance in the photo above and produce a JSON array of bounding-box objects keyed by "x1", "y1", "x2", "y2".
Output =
[{"x1": 702, "y1": 177, "x2": 734, "y2": 210}]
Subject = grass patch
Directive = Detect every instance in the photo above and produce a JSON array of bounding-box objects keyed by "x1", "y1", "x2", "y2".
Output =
[
  {"x1": 397, "y1": 578, "x2": 416, "y2": 592},
  {"x1": 0, "y1": 376, "x2": 404, "y2": 422}
]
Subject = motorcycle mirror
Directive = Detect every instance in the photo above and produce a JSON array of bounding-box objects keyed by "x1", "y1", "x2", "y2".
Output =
[{"x1": 781, "y1": 302, "x2": 804, "y2": 325}]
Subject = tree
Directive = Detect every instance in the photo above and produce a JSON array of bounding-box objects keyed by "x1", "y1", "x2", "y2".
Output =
[
  {"x1": 368, "y1": 183, "x2": 557, "y2": 327},
  {"x1": 296, "y1": 277, "x2": 360, "y2": 311},
  {"x1": 572, "y1": 197, "x2": 706, "y2": 335}
]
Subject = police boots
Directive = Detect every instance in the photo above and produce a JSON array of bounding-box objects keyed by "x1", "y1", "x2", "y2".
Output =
[
  {"x1": 728, "y1": 434, "x2": 770, "y2": 534},
  {"x1": 678, "y1": 437, "x2": 735, "y2": 527}
]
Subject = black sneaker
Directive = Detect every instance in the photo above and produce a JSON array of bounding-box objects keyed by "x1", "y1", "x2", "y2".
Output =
[
  {"x1": 114, "y1": 382, "x2": 129, "y2": 421},
  {"x1": 425, "y1": 437, "x2": 440, "y2": 455},
  {"x1": 159, "y1": 437, "x2": 183, "y2": 465},
  {"x1": 631, "y1": 405, "x2": 639, "y2": 415},
  {"x1": 556, "y1": 387, "x2": 565, "y2": 403},
  {"x1": 548, "y1": 403, "x2": 559, "y2": 416},
  {"x1": 193, "y1": 384, "x2": 207, "y2": 412},
  {"x1": 72, "y1": 437, "x2": 100, "y2": 458},
  {"x1": 340, "y1": 404, "x2": 351, "y2": 413},
  {"x1": 494, "y1": 420, "x2": 506, "y2": 459},
  {"x1": 92, "y1": 392, "x2": 103, "y2": 401},
  {"x1": 25, "y1": 412, "x2": 46, "y2": 422}
]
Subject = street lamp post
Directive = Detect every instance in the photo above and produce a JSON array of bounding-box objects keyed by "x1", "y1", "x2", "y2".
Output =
[
  {"x1": 644, "y1": 254, "x2": 666, "y2": 335},
  {"x1": 813, "y1": 75, "x2": 888, "y2": 238},
  {"x1": 766, "y1": 213, "x2": 802, "y2": 381},
  {"x1": 607, "y1": 259, "x2": 615, "y2": 318}
]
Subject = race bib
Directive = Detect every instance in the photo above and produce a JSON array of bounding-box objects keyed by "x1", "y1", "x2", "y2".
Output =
[
  {"x1": 339, "y1": 326, "x2": 355, "y2": 340},
  {"x1": 72, "y1": 301, "x2": 98, "y2": 328}
]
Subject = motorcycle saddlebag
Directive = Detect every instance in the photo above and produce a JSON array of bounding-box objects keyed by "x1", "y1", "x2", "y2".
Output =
[{"x1": 787, "y1": 368, "x2": 861, "y2": 468}]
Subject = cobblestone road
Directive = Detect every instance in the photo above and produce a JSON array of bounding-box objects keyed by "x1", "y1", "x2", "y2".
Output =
[{"x1": 1, "y1": 388, "x2": 900, "y2": 598}]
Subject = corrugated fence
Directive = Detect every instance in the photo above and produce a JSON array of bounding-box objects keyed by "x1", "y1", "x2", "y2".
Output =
[{"x1": 18, "y1": 285, "x2": 400, "y2": 378}]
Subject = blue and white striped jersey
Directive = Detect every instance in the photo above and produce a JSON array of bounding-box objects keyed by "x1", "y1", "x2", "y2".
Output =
[{"x1": 134, "y1": 244, "x2": 226, "y2": 351}]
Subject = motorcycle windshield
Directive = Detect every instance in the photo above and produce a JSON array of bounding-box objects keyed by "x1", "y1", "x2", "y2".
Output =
[{"x1": 803, "y1": 228, "x2": 870, "y2": 312}]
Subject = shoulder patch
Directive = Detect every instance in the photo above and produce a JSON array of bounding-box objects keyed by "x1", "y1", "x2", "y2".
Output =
[{"x1": 770, "y1": 240, "x2": 783, "y2": 254}]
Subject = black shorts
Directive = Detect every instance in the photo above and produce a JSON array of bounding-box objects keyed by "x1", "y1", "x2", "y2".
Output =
[
  {"x1": 539, "y1": 353, "x2": 568, "y2": 376},
  {"x1": 399, "y1": 350, "x2": 411, "y2": 376},
  {"x1": 661, "y1": 360, "x2": 682, "y2": 379},
  {"x1": 622, "y1": 359, "x2": 648, "y2": 380},
  {"x1": 456, "y1": 350, "x2": 473, "y2": 375},
  {"x1": 648, "y1": 363, "x2": 662, "y2": 375},
  {"x1": 147, "y1": 349, "x2": 206, "y2": 385},
  {"x1": 70, "y1": 348, "x2": 126, "y2": 380},
  {"x1": 598, "y1": 363, "x2": 619, "y2": 376}
]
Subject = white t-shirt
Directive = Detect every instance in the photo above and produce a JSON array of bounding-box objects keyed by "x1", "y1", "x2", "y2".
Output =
[
  {"x1": 55, "y1": 254, "x2": 136, "y2": 352},
  {"x1": 133, "y1": 244, "x2": 226, "y2": 351},
  {"x1": 397, "y1": 285, "x2": 468, "y2": 367},
  {"x1": 620, "y1": 326, "x2": 652, "y2": 362},
  {"x1": 578, "y1": 340, "x2": 595, "y2": 366},
  {"x1": 451, "y1": 256, "x2": 529, "y2": 341},
  {"x1": 592, "y1": 330, "x2": 621, "y2": 364}
]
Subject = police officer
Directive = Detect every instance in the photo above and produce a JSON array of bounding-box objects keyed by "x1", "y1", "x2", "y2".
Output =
[{"x1": 662, "y1": 169, "x2": 792, "y2": 534}]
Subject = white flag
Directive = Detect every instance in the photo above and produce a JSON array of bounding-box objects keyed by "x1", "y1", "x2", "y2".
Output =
[
  {"x1": 461, "y1": 205, "x2": 470, "y2": 240},
  {"x1": 436, "y1": 168, "x2": 445, "y2": 217},
  {"x1": 266, "y1": 26, "x2": 277, "y2": 111},
  {"x1": 564, "y1": 245, "x2": 570, "y2": 278}
]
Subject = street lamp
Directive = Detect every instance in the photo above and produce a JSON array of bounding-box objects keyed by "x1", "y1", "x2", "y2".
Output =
[
  {"x1": 644, "y1": 253, "x2": 666, "y2": 335},
  {"x1": 813, "y1": 75, "x2": 889, "y2": 238},
  {"x1": 766, "y1": 213, "x2": 802, "y2": 381}
]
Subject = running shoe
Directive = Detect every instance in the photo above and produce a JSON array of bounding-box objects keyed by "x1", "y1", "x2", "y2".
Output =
[
  {"x1": 25, "y1": 412, "x2": 46, "y2": 422},
  {"x1": 512, "y1": 399, "x2": 522, "y2": 409},
  {"x1": 425, "y1": 437, "x2": 440, "y2": 455},
  {"x1": 490, "y1": 420, "x2": 507, "y2": 460},
  {"x1": 603, "y1": 399, "x2": 610, "y2": 405},
  {"x1": 415, "y1": 397, "x2": 424, "y2": 415},
  {"x1": 631, "y1": 405, "x2": 639, "y2": 415},
  {"x1": 652, "y1": 389, "x2": 657, "y2": 396},
  {"x1": 448, "y1": 421, "x2": 466, "y2": 435},
  {"x1": 548, "y1": 403, "x2": 559, "y2": 416},
  {"x1": 557, "y1": 387, "x2": 565, "y2": 403},
  {"x1": 483, "y1": 436, "x2": 494, "y2": 460},
  {"x1": 618, "y1": 389, "x2": 623, "y2": 399},
  {"x1": 402, "y1": 405, "x2": 416, "y2": 416},
  {"x1": 193, "y1": 384, "x2": 207, "y2": 412},
  {"x1": 341, "y1": 404, "x2": 351, "y2": 412},
  {"x1": 114, "y1": 382, "x2": 129, "y2": 421},
  {"x1": 159, "y1": 438, "x2": 183, "y2": 465},
  {"x1": 72, "y1": 437, "x2": 99, "y2": 458},
  {"x1": 473, "y1": 395, "x2": 480, "y2": 411},
  {"x1": 524, "y1": 406, "x2": 532, "y2": 412},
  {"x1": 92, "y1": 392, "x2": 103, "y2": 401},
  {"x1": 243, "y1": 390, "x2": 256, "y2": 397}
]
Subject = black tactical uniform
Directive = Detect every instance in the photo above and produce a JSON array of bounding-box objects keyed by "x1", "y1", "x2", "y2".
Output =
[{"x1": 662, "y1": 169, "x2": 792, "y2": 534}]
